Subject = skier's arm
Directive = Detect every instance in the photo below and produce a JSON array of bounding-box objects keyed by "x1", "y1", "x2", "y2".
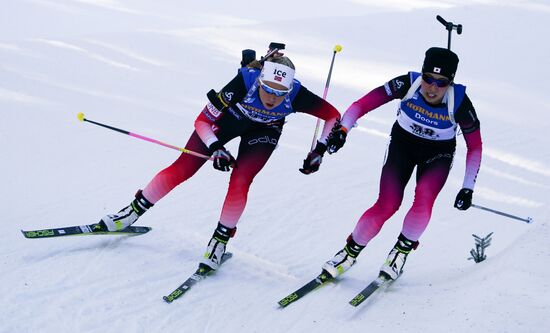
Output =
[
  {"x1": 339, "y1": 74, "x2": 409, "y2": 131},
  {"x1": 194, "y1": 111, "x2": 218, "y2": 148},
  {"x1": 194, "y1": 72, "x2": 247, "y2": 149},
  {"x1": 456, "y1": 94, "x2": 482, "y2": 190}
]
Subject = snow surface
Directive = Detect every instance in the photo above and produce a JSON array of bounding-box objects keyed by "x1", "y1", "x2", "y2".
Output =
[{"x1": 1, "y1": 1, "x2": 549, "y2": 332}]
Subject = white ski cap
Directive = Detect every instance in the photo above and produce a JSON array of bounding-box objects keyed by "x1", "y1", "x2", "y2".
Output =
[{"x1": 260, "y1": 61, "x2": 295, "y2": 90}]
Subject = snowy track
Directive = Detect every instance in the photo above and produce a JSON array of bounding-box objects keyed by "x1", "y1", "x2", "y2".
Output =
[{"x1": 1, "y1": 1, "x2": 549, "y2": 332}]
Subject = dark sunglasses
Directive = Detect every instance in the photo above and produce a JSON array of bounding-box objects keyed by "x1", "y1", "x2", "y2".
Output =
[
  {"x1": 259, "y1": 79, "x2": 291, "y2": 97},
  {"x1": 422, "y1": 73, "x2": 451, "y2": 87}
]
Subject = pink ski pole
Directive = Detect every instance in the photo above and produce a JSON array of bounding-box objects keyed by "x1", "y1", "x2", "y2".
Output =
[
  {"x1": 77, "y1": 113, "x2": 213, "y2": 160},
  {"x1": 310, "y1": 44, "x2": 343, "y2": 151}
]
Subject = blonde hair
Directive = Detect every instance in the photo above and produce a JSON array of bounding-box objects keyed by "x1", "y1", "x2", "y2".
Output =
[
  {"x1": 267, "y1": 56, "x2": 295, "y2": 69},
  {"x1": 247, "y1": 56, "x2": 295, "y2": 70}
]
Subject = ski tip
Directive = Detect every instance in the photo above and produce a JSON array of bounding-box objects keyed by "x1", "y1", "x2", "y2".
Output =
[
  {"x1": 162, "y1": 296, "x2": 173, "y2": 304},
  {"x1": 20, "y1": 229, "x2": 51, "y2": 239},
  {"x1": 124, "y1": 226, "x2": 152, "y2": 235},
  {"x1": 277, "y1": 294, "x2": 296, "y2": 308},
  {"x1": 349, "y1": 295, "x2": 365, "y2": 307}
]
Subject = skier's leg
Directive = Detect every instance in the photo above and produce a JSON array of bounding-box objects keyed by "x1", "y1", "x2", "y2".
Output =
[
  {"x1": 380, "y1": 152, "x2": 453, "y2": 279},
  {"x1": 351, "y1": 140, "x2": 415, "y2": 245},
  {"x1": 217, "y1": 128, "x2": 280, "y2": 228},
  {"x1": 401, "y1": 152, "x2": 453, "y2": 241},
  {"x1": 323, "y1": 139, "x2": 415, "y2": 277},
  {"x1": 101, "y1": 132, "x2": 209, "y2": 231},
  {"x1": 142, "y1": 131, "x2": 210, "y2": 203},
  {"x1": 202, "y1": 127, "x2": 280, "y2": 270}
]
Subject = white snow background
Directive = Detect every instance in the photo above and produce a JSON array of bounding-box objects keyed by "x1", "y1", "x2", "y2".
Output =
[{"x1": 1, "y1": 1, "x2": 549, "y2": 332}]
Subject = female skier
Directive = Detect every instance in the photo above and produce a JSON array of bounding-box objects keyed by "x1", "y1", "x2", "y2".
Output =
[
  {"x1": 99, "y1": 53, "x2": 340, "y2": 270},
  {"x1": 322, "y1": 47, "x2": 482, "y2": 280}
]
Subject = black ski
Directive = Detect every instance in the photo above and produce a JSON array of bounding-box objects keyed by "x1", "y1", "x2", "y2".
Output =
[
  {"x1": 21, "y1": 223, "x2": 151, "y2": 239},
  {"x1": 163, "y1": 252, "x2": 233, "y2": 303},
  {"x1": 349, "y1": 274, "x2": 393, "y2": 307},
  {"x1": 277, "y1": 271, "x2": 333, "y2": 308}
]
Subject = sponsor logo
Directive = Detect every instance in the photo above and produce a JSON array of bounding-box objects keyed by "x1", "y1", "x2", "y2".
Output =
[
  {"x1": 248, "y1": 136, "x2": 278, "y2": 146},
  {"x1": 433, "y1": 67, "x2": 441, "y2": 73},
  {"x1": 389, "y1": 79, "x2": 405, "y2": 95},
  {"x1": 415, "y1": 112, "x2": 439, "y2": 126},
  {"x1": 240, "y1": 104, "x2": 287, "y2": 117},
  {"x1": 25, "y1": 230, "x2": 55, "y2": 237},
  {"x1": 273, "y1": 69, "x2": 287, "y2": 77},
  {"x1": 410, "y1": 124, "x2": 437, "y2": 139},
  {"x1": 425, "y1": 153, "x2": 453, "y2": 164},
  {"x1": 384, "y1": 82, "x2": 392, "y2": 96},
  {"x1": 228, "y1": 107, "x2": 242, "y2": 120},
  {"x1": 271, "y1": 69, "x2": 287, "y2": 83},
  {"x1": 224, "y1": 91, "x2": 234, "y2": 101},
  {"x1": 395, "y1": 79, "x2": 404, "y2": 89},
  {"x1": 406, "y1": 102, "x2": 450, "y2": 122},
  {"x1": 206, "y1": 103, "x2": 222, "y2": 118},
  {"x1": 278, "y1": 293, "x2": 298, "y2": 306},
  {"x1": 237, "y1": 103, "x2": 290, "y2": 123}
]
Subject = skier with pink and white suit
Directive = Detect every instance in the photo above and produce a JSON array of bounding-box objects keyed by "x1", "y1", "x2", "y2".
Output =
[{"x1": 322, "y1": 47, "x2": 483, "y2": 281}]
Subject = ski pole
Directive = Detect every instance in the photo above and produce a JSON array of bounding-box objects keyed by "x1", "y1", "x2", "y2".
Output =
[
  {"x1": 310, "y1": 44, "x2": 342, "y2": 151},
  {"x1": 471, "y1": 204, "x2": 533, "y2": 224},
  {"x1": 77, "y1": 112, "x2": 213, "y2": 160},
  {"x1": 436, "y1": 15, "x2": 463, "y2": 50}
]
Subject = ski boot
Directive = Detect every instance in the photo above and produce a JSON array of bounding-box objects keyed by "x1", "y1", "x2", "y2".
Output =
[
  {"x1": 200, "y1": 222, "x2": 236, "y2": 270},
  {"x1": 379, "y1": 233, "x2": 419, "y2": 280},
  {"x1": 99, "y1": 190, "x2": 154, "y2": 232},
  {"x1": 322, "y1": 235, "x2": 365, "y2": 278}
]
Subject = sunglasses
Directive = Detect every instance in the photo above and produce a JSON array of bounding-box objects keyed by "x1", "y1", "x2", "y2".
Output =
[
  {"x1": 422, "y1": 73, "x2": 451, "y2": 87},
  {"x1": 259, "y1": 79, "x2": 291, "y2": 97}
]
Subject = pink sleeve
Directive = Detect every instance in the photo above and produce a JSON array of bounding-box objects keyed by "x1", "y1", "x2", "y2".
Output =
[
  {"x1": 194, "y1": 106, "x2": 219, "y2": 148},
  {"x1": 340, "y1": 86, "x2": 394, "y2": 130},
  {"x1": 462, "y1": 128, "x2": 483, "y2": 189}
]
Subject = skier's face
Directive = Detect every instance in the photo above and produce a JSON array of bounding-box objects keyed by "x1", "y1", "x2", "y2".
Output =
[
  {"x1": 259, "y1": 80, "x2": 289, "y2": 110},
  {"x1": 420, "y1": 72, "x2": 451, "y2": 105}
]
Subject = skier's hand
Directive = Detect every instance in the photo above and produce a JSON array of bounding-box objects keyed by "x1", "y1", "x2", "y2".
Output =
[
  {"x1": 326, "y1": 124, "x2": 347, "y2": 154},
  {"x1": 454, "y1": 188, "x2": 473, "y2": 210},
  {"x1": 209, "y1": 142, "x2": 237, "y2": 172},
  {"x1": 299, "y1": 142, "x2": 326, "y2": 175}
]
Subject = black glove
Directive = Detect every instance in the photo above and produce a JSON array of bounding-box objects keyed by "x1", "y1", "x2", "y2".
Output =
[
  {"x1": 209, "y1": 142, "x2": 237, "y2": 172},
  {"x1": 326, "y1": 124, "x2": 347, "y2": 154},
  {"x1": 299, "y1": 142, "x2": 327, "y2": 175},
  {"x1": 454, "y1": 188, "x2": 473, "y2": 210}
]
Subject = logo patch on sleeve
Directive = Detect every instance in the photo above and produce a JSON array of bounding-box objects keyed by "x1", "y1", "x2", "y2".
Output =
[{"x1": 206, "y1": 102, "x2": 222, "y2": 118}]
